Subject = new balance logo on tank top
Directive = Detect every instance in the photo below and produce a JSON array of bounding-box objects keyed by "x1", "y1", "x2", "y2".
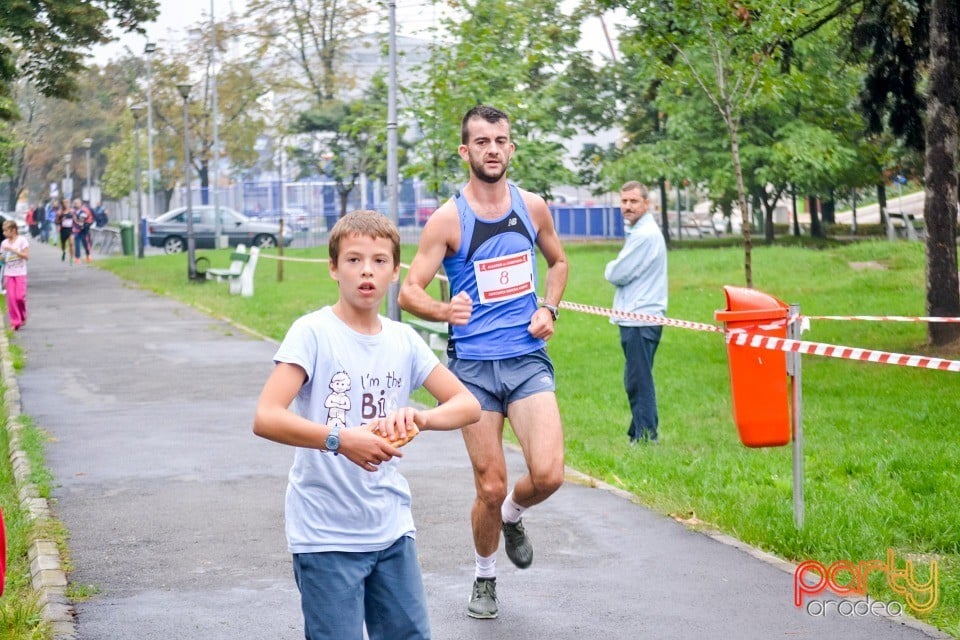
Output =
[{"x1": 442, "y1": 183, "x2": 544, "y2": 360}]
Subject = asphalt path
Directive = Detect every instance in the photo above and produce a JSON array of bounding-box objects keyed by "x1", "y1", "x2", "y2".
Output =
[{"x1": 8, "y1": 240, "x2": 949, "y2": 639}]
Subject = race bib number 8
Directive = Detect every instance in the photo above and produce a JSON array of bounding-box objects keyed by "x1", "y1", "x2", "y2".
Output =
[{"x1": 473, "y1": 250, "x2": 535, "y2": 304}]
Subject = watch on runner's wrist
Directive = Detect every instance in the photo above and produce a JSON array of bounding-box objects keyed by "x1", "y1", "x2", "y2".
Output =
[{"x1": 540, "y1": 303, "x2": 559, "y2": 321}]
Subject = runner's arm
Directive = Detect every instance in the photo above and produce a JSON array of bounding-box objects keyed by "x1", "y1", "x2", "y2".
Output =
[{"x1": 398, "y1": 202, "x2": 470, "y2": 324}]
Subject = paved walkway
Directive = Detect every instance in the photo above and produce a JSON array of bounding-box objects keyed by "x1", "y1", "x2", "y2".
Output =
[{"x1": 4, "y1": 241, "x2": 950, "y2": 639}]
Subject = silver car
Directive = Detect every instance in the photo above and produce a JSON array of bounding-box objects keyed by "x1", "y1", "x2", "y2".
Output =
[{"x1": 147, "y1": 205, "x2": 293, "y2": 254}]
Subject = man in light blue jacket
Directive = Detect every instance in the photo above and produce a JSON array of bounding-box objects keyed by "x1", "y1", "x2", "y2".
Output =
[{"x1": 605, "y1": 181, "x2": 668, "y2": 444}]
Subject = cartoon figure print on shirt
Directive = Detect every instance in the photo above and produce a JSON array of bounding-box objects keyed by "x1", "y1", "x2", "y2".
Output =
[
  {"x1": 323, "y1": 368, "x2": 406, "y2": 430},
  {"x1": 324, "y1": 371, "x2": 351, "y2": 430}
]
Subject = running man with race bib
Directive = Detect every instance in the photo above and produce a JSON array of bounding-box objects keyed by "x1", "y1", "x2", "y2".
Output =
[{"x1": 399, "y1": 104, "x2": 569, "y2": 620}]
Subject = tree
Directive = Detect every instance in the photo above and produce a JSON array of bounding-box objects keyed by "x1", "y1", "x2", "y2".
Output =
[
  {"x1": 406, "y1": 0, "x2": 583, "y2": 200},
  {"x1": 4, "y1": 63, "x2": 133, "y2": 211},
  {"x1": 847, "y1": 0, "x2": 960, "y2": 346},
  {"x1": 291, "y1": 74, "x2": 405, "y2": 219},
  {"x1": 129, "y1": 19, "x2": 269, "y2": 210},
  {"x1": 922, "y1": 0, "x2": 960, "y2": 345},
  {"x1": 0, "y1": 0, "x2": 158, "y2": 116},
  {"x1": 606, "y1": 0, "x2": 810, "y2": 287},
  {"x1": 245, "y1": 0, "x2": 375, "y2": 104}
]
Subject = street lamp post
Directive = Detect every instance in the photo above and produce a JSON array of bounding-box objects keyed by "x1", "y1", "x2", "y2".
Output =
[
  {"x1": 209, "y1": 0, "x2": 223, "y2": 248},
  {"x1": 144, "y1": 42, "x2": 157, "y2": 220},
  {"x1": 64, "y1": 154, "x2": 72, "y2": 200},
  {"x1": 386, "y1": 0, "x2": 400, "y2": 319},
  {"x1": 177, "y1": 83, "x2": 198, "y2": 279},
  {"x1": 81, "y1": 138, "x2": 93, "y2": 203},
  {"x1": 130, "y1": 104, "x2": 145, "y2": 259}
]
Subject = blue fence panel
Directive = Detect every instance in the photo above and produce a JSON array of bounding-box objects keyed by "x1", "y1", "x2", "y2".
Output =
[{"x1": 550, "y1": 205, "x2": 624, "y2": 239}]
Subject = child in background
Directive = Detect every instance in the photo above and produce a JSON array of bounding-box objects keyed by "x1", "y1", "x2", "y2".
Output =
[
  {"x1": 0, "y1": 219, "x2": 30, "y2": 330},
  {"x1": 253, "y1": 209, "x2": 480, "y2": 639}
]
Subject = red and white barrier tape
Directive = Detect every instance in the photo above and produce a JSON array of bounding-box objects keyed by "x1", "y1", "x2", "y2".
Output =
[
  {"x1": 556, "y1": 300, "x2": 724, "y2": 333},
  {"x1": 553, "y1": 299, "x2": 960, "y2": 373},
  {"x1": 727, "y1": 331, "x2": 960, "y2": 373},
  {"x1": 804, "y1": 314, "x2": 960, "y2": 323}
]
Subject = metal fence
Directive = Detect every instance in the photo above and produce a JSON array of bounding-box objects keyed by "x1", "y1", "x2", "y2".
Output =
[{"x1": 103, "y1": 180, "x2": 630, "y2": 248}]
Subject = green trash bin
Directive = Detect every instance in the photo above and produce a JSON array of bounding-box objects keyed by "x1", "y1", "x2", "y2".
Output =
[{"x1": 119, "y1": 221, "x2": 134, "y2": 256}]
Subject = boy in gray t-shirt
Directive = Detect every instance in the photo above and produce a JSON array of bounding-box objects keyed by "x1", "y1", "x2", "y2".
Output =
[{"x1": 254, "y1": 210, "x2": 480, "y2": 639}]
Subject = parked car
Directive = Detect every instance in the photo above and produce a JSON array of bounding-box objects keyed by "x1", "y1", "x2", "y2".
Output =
[
  {"x1": 147, "y1": 205, "x2": 293, "y2": 254},
  {"x1": 416, "y1": 198, "x2": 439, "y2": 225},
  {"x1": 253, "y1": 207, "x2": 321, "y2": 233}
]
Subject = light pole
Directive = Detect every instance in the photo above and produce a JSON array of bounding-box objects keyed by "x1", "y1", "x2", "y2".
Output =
[
  {"x1": 144, "y1": 42, "x2": 156, "y2": 220},
  {"x1": 177, "y1": 83, "x2": 198, "y2": 279},
  {"x1": 81, "y1": 138, "x2": 93, "y2": 203},
  {"x1": 64, "y1": 153, "x2": 72, "y2": 200},
  {"x1": 386, "y1": 0, "x2": 399, "y2": 319},
  {"x1": 209, "y1": 0, "x2": 223, "y2": 247},
  {"x1": 130, "y1": 104, "x2": 145, "y2": 258}
]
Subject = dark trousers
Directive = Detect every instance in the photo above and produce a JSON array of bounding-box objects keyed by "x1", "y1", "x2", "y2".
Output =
[{"x1": 619, "y1": 325, "x2": 662, "y2": 441}]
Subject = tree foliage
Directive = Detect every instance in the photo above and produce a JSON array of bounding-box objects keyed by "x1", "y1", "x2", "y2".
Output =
[
  {"x1": 291, "y1": 73, "x2": 405, "y2": 218},
  {"x1": 843, "y1": 0, "x2": 960, "y2": 345},
  {"x1": 604, "y1": 0, "x2": 809, "y2": 285},
  {"x1": 406, "y1": 0, "x2": 584, "y2": 200},
  {"x1": 245, "y1": 0, "x2": 375, "y2": 104},
  {"x1": 0, "y1": 0, "x2": 158, "y2": 113}
]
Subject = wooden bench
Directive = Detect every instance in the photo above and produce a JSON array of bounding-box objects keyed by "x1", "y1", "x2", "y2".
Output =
[
  {"x1": 206, "y1": 245, "x2": 260, "y2": 296},
  {"x1": 668, "y1": 211, "x2": 720, "y2": 239}
]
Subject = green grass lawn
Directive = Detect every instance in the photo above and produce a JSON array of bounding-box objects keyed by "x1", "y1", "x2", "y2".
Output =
[
  {"x1": 100, "y1": 240, "x2": 960, "y2": 636},
  {"x1": 1, "y1": 401, "x2": 51, "y2": 640}
]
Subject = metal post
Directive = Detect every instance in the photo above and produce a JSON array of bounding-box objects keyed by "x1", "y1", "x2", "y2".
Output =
[
  {"x1": 386, "y1": 0, "x2": 400, "y2": 320},
  {"x1": 676, "y1": 183, "x2": 681, "y2": 239},
  {"x1": 787, "y1": 303, "x2": 804, "y2": 529},
  {"x1": 144, "y1": 42, "x2": 157, "y2": 220},
  {"x1": 82, "y1": 137, "x2": 92, "y2": 202},
  {"x1": 178, "y1": 84, "x2": 198, "y2": 279},
  {"x1": 130, "y1": 105, "x2": 144, "y2": 258},
  {"x1": 210, "y1": 0, "x2": 223, "y2": 247},
  {"x1": 851, "y1": 187, "x2": 858, "y2": 235},
  {"x1": 64, "y1": 154, "x2": 72, "y2": 200}
]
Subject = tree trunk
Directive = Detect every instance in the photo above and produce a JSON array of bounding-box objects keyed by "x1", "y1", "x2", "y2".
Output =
[
  {"x1": 761, "y1": 187, "x2": 775, "y2": 244},
  {"x1": 808, "y1": 195, "x2": 824, "y2": 238},
  {"x1": 924, "y1": 0, "x2": 960, "y2": 345},
  {"x1": 12, "y1": 145, "x2": 27, "y2": 210},
  {"x1": 851, "y1": 188, "x2": 858, "y2": 235},
  {"x1": 876, "y1": 183, "x2": 887, "y2": 226},
  {"x1": 727, "y1": 116, "x2": 753, "y2": 287},
  {"x1": 821, "y1": 190, "x2": 835, "y2": 225},
  {"x1": 198, "y1": 161, "x2": 210, "y2": 205},
  {"x1": 658, "y1": 178, "x2": 670, "y2": 245},
  {"x1": 792, "y1": 186, "x2": 800, "y2": 237},
  {"x1": 5, "y1": 177, "x2": 16, "y2": 212},
  {"x1": 339, "y1": 188, "x2": 350, "y2": 219}
]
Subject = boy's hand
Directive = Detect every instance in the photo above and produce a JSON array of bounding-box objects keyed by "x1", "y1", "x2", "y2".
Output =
[
  {"x1": 339, "y1": 428, "x2": 403, "y2": 472},
  {"x1": 369, "y1": 409, "x2": 422, "y2": 447},
  {"x1": 380, "y1": 424, "x2": 420, "y2": 447}
]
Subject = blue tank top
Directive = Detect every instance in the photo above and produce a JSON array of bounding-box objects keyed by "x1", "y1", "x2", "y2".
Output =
[{"x1": 442, "y1": 183, "x2": 544, "y2": 360}]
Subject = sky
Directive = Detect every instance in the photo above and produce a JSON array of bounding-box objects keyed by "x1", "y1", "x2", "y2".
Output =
[{"x1": 90, "y1": 0, "x2": 625, "y2": 65}]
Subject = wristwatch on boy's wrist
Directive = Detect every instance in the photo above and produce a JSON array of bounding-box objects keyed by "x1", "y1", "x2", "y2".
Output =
[
  {"x1": 540, "y1": 303, "x2": 559, "y2": 321},
  {"x1": 325, "y1": 425, "x2": 342, "y2": 455}
]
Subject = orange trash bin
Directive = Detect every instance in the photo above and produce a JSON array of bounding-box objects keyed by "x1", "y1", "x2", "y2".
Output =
[{"x1": 714, "y1": 286, "x2": 791, "y2": 447}]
